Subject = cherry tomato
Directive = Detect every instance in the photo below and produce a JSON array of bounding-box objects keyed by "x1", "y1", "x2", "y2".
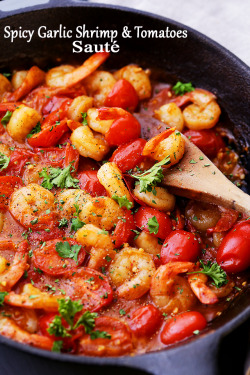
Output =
[
  {"x1": 160, "y1": 311, "x2": 207, "y2": 345},
  {"x1": 183, "y1": 129, "x2": 225, "y2": 159},
  {"x1": 105, "y1": 114, "x2": 141, "y2": 146},
  {"x1": 216, "y1": 221, "x2": 250, "y2": 273},
  {"x1": 42, "y1": 96, "x2": 70, "y2": 116},
  {"x1": 5, "y1": 148, "x2": 35, "y2": 176},
  {"x1": 0, "y1": 176, "x2": 24, "y2": 210},
  {"x1": 104, "y1": 79, "x2": 139, "y2": 112},
  {"x1": 64, "y1": 143, "x2": 79, "y2": 171},
  {"x1": 134, "y1": 207, "x2": 172, "y2": 240},
  {"x1": 34, "y1": 147, "x2": 65, "y2": 168},
  {"x1": 79, "y1": 316, "x2": 132, "y2": 356},
  {"x1": 28, "y1": 227, "x2": 66, "y2": 244},
  {"x1": 78, "y1": 170, "x2": 106, "y2": 196},
  {"x1": 33, "y1": 239, "x2": 86, "y2": 275},
  {"x1": 109, "y1": 138, "x2": 146, "y2": 173},
  {"x1": 161, "y1": 230, "x2": 200, "y2": 264},
  {"x1": 207, "y1": 207, "x2": 238, "y2": 234},
  {"x1": 111, "y1": 211, "x2": 136, "y2": 248},
  {"x1": 129, "y1": 305, "x2": 162, "y2": 337}
]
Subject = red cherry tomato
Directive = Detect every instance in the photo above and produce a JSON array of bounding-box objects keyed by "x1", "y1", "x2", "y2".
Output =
[
  {"x1": 109, "y1": 138, "x2": 146, "y2": 173},
  {"x1": 161, "y1": 230, "x2": 200, "y2": 264},
  {"x1": 160, "y1": 311, "x2": 207, "y2": 345},
  {"x1": 104, "y1": 79, "x2": 139, "y2": 112},
  {"x1": 183, "y1": 129, "x2": 225, "y2": 159},
  {"x1": 33, "y1": 238, "x2": 86, "y2": 275},
  {"x1": 42, "y1": 96, "x2": 70, "y2": 116},
  {"x1": 105, "y1": 114, "x2": 141, "y2": 146},
  {"x1": 216, "y1": 221, "x2": 250, "y2": 273},
  {"x1": 4, "y1": 148, "x2": 35, "y2": 176},
  {"x1": 134, "y1": 207, "x2": 172, "y2": 240},
  {"x1": 78, "y1": 170, "x2": 106, "y2": 196},
  {"x1": 28, "y1": 227, "x2": 66, "y2": 244},
  {"x1": 79, "y1": 316, "x2": 132, "y2": 356},
  {"x1": 111, "y1": 211, "x2": 136, "y2": 248},
  {"x1": 129, "y1": 305, "x2": 162, "y2": 337},
  {"x1": 0, "y1": 176, "x2": 24, "y2": 210}
]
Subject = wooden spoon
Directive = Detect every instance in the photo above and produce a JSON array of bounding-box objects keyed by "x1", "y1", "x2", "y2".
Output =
[{"x1": 135, "y1": 113, "x2": 250, "y2": 216}]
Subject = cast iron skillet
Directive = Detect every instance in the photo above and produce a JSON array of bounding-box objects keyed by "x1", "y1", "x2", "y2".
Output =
[{"x1": 0, "y1": 1, "x2": 249, "y2": 375}]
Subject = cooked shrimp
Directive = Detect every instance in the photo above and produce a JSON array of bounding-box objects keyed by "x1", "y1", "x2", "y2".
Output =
[
  {"x1": 134, "y1": 231, "x2": 162, "y2": 256},
  {"x1": 142, "y1": 128, "x2": 185, "y2": 166},
  {"x1": 11, "y1": 70, "x2": 28, "y2": 90},
  {"x1": 7, "y1": 104, "x2": 41, "y2": 143},
  {"x1": 0, "y1": 240, "x2": 28, "y2": 292},
  {"x1": 84, "y1": 71, "x2": 116, "y2": 107},
  {"x1": 87, "y1": 108, "x2": 114, "y2": 134},
  {"x1": 0, "y1": 74, "x2": 12, "y2": 96},
  {"x1": 0, "y1": 143, "x2": 11, "y2": 158},
  {"x1": 183, "y1": 101, "x2": 221, "y2": 130},
  {"x1": 8, "y1": 66, "x2": 45, "y2": 101},
  {"x1": 97, "y1": 162, "x2": 133, "y2": 207},
  {"x1": 46, "y1": 52, "x2": 110, "y2": 88},
  {"x1": 45, "y1": 64, "x2": 75, "y2": 87},
  {"x1": 133, "y1": 185, "x2": 175, "y2": 211},
  {"x1": 5, "y1": 283, "x2": 60, "y2": 312},
  {"x1": 88, "y1": 247, "x2": 117, "y2": 271},
  {"x1": 0, "y1": 316, "x2": 53, "y2": 350},
  {"x1": 109, "y1": 247, "x2": 156, "y2": 300},
  {"x1": 75, "y1": 224, "x2": 114, "y2": 250},
  {"x1": 78, "y1": 197, "x2": 124, "y2": 230},
  {"x1": 188, "y1": 273, "x2": 234, "y2": 304},
  {"x1": 185, "y1": 201, "x2": 221, "y2": 232},
  {"x1": 113, "y1": 64, "x2": 151, "y2": 100},
  {"x1": 9, "y1": 183, "x2": 56, "y2": 229},
  {"x1": 150, "y1": 262, "x2": 196, "y2": 314},
  {"x1": 70, "y1": 125, "x2": 110, "y2": 161},
  {"x1": 57, "y1": 189, "x2": 91, "y2": 219},
  {"x1": 68, "y1": 95, "x2": 94, "y2": 122},
  {"x1": 154, "y1": 103, "x2": 184, "y2": 132}
]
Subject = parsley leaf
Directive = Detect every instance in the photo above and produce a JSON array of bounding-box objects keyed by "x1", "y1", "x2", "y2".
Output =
[
  {"x1": 58, "y1": 218, "x2": 68, "y2": 228},
  {"x1": 131, "y1": 156, "x2": 170, "y2": 193},
  {"x1": 147, "y1": 216, "x2": 159, "y2": 235},
  {"x1": 188, "y1": 260, "x2": 228, "y2": 288},
  {"x1": 90, "y1": 330, "x2": 111, "y2": 340},
  {"x1": 112, "y1": 194, "x2": 133, "y2": 210},
  {"x1": 52, "y1": 340, "x2": 63, "y2": 352},
  {"x1": 39, "y1": 166, "x2": 79, "y2": 190},
  {"x1": 26, "y1": 121, "x2": 41, "y2": 138},
  {"x1": 172, "y1": 81, "x2": 195, "y2": 96},
  {"x1": 0, "y1": 291, "x2": 8, "y2": 306},
  {"x1": 58, "y1": 298, "x2": 83, "y2": 328},
  {"x1": 1, "y1": 111, "x2": 12, "y2": 126},
  {"x1": 74, "y1": 311, "x2": 98, "y2": 332},
  {"x1": 81, "y1": 112, "x2": 88, "y2": 126},
  {"x1": 47, "y1": 315, "x2": 71, "y2": 337},
  {"x1": 55, "y1": 241, "x2": 81, "y2": 264},
  {"x1": 0, "y1": 152, "x2": 10, "y2": 171},
  {"x1": 71, "y1": 217, "x2": 85, "y2": 232}
]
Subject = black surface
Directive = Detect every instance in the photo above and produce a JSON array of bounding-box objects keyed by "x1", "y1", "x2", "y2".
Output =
[{"x1": 0, "y1": 1, "x2": 249, "y2": 375}]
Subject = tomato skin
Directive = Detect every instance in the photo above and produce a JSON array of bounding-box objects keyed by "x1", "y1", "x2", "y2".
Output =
[
  {"x1": 111, "y1": 211, "x2": 136, "y2": 248},
  {"x1": 105, "y1": 114, "x2": 141, "y2": 146},
  {"x1": 109, "y1": 138, "x2": 146, "y2": 173},
  {"x1": 104, "y1": 79, "x2": 139, "y2": 112},
  {"x1": 33, "y1": 238, "x2": 85, "y2": 275},
  {"x1": 183, "y1": 129, "x2": 225, "y2": 159},
  {"x1": 129, "y1": 305, "x2": 162, "y2": 337},
  {"x1": 216, "y1": 221, "x2": 250, "y2": 273},
  {"x1": 0, "y1": 176, "x2": 24, "y2": 210},
  {"x1": 5, "y1": 148, "x2": 35, "y2": 176},
  {"x1": 160, "y1": 311, "x2": 207, "y2": 345},
  {"x1": 134, "y1": 207, "x2": 172, "y2": 240},
  {"x1": 78, "y1": 170, "x2": 106, "y2": 197},
  {"x1": 42, "y1": 96, "x2": 69, "y2": 116},
  {"x1": 161, "y1": 230, "x2": 200, "y2": 264}
]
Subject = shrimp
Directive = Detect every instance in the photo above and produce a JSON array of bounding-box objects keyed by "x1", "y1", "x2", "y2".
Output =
[
  {"x1": 113, "y1": 64, "x2": 151, "y2": 100},
  {"x1": 0, "y1": 240, "x2": 28, "y2": 292},
  {"x1": 109, "y1": 247, "x2": 156, "y2": 300},
  {"x1": 11, "y1": 70, "x2": 28, "y2": 90},
  {"x1": 0, "y1": 74, "x2": 12, "y2": 96},
  {"x1": 68, "y1": 95, "x2": 94, "y2": 122},
  {"x1": 9, "y1": 183, "x2": 57, "y2": 230},
  {"x1": 154, "y1": 103, "x2": 184, "y2": 132},
  {"x1": 97, "y1": 162, "x2": 133, "y2": 207},
  {"x1": 7, "y1": 104, "x2": 41, "y2": 143},
  {"x1": 46, "y1": 52, "x2": 110, "y2": 88},
  {"x1": 183, "y1": 101, "x2": 221, "y2": 130},
  {"x1": 84, "y1": 71, "x2": 116, "y2": 107},
  {"x1": 87, "y1": 107, "x2": 114, "y2": 134},
  {"x1": 134, "y1": 231, "x2": 162, "y2": 256},
  {"x1": 0, "y1": 143, "x2": 11, "y2": 158},
  {"x1": 75, "y1": 224, "x2": 115, "y2": 250},
  {"x1": 142, "y1": 128, "x2": 185, "y2": 166},
  {"x1": 150, "y1": 262, "x2": 196, "y2": 314},
  {"x1": 188, "y1": 273, "x2": 234, "y2": 304},
  {"x1": 133, "y1": 185, "x2": 175, "y2": 211},
  {"x1": 78, "y1": 197, "x2": 124, "y2": 230},
  {"x1": 185, "y1": 201, "x2": 221, "y2": 232},
  {"x1": 57, "y1": 189, "x2": 91, "y2": 219},
  {"x1": 70, "y1": 125, "x2": 110, "y2": 161},
  {"x1": 88, "y1": 247, "x2": 117, "y2": 271},
  {"x1": 0, "y1": 316, "x2": 53, "y2": 350},
  {"x1": 5, "y1": 283, "x2": 60, "y2": 312}
]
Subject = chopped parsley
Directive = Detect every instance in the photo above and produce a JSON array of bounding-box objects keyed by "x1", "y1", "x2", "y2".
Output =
[
  {"x1": 81, "y1": 112, "x2": 88, "y2": 126},
  {"x1": 55, "y1": 241, "x2": 81, "y2": 264},
  {"x1": 1, "y1": 111, "x2": 12, "y2": 126},
  {"x1": 47, "y1": 315, "x2": 70, "y2": 338},
  {"x1": 0, "y1": 292, "x2": 8, "y2": 306},
  {"x1": 147, "y1": 216, "x2": 159, "y2": 235},
  {"x1": 112, "y1": 194, "x2": 133, "y2": 210},
  {"x1": 58, "y1": 298, "x2": 83, "y2": 328},
  {"x1": 71, "y1": 217, "x2": 85, "y2": 232},
  {"x1": 188, "y1": 260, "x2": 228, "y2": 288},
  {"x1": 26, "y1": 121, "x2": 41, "y2": 138},
  {"x1": 52, "y1": 340, "x2": 63, "y2": 353},
  {"x1": 39, "y1": 165, "x2": 79, "y2": 190},
  {"x1": 90, "y1": 330, "x2": 111, "y2": 340},
  {"x1": 0, "y1": 152, "x2": 10, "y2": 171},
  {"x1": 172, "y1": 81, "x2": 194, "y2": 96},
  {"x1": 58, "y1": 218, "x2": 68, "y2": 228}
]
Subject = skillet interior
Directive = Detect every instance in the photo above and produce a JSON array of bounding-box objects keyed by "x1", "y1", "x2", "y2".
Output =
[{"x1": 0, "y1": 2, "x2": 249, "y2": 374}]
